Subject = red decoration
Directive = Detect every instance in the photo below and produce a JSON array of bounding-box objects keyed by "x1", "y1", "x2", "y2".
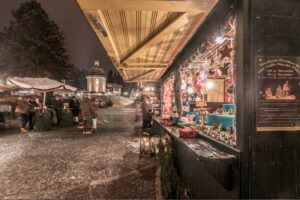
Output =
[
  {"x1": 179, "y1": 127, "x2": 199, "y2": 138},
  {"x1": 160, "y1": 119, "x2": 173, "y2": 126}
]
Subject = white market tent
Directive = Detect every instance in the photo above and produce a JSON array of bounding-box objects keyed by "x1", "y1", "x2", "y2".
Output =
[{"x1": 6, "y1": 77, "x2": 77, "y2": 107}]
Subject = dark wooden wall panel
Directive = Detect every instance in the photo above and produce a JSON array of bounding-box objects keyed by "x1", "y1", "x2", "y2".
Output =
[
  {"x1": 173, "y1": 137, "x2": 239, "y2": 199},
  {"x1": 249, "y1": 0, "x2": 300, "y2": 198}
]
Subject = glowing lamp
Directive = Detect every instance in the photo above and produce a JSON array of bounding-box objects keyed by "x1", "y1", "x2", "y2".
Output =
[
  {"x1": 187, "y1": 87, "x2": 194, "y2": 94},
  {"x1": 140, "y1": 132, "x2": 156, "y2": 157},
  {"x1": 216, "y1": 36, "x2": 225, "y2": 44},
  {"x1": 206, "y1": 81, "x2": 215, "y2": 89},
  {"x1": 144, "y1": 87, "x2": 150, "y2": 92}
]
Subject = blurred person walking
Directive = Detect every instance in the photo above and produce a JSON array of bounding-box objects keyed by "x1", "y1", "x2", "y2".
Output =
[
  {"x1": 141, "y1": 96, "x2": 151, "y2": 131},
  {"x1": 91, "y1": 97, "x2": 98, "y2": 132},
  {"x1": 15, "y1": 97, "x2": 29, "y2": 133},
  {"x1": 80, "y1": 96, "x2": 96, "y2": 134}
]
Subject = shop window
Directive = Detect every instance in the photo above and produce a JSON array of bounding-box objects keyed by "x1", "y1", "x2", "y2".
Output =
[{"x1": 168, "y1": 14, "x2": 237, "y2": 147}]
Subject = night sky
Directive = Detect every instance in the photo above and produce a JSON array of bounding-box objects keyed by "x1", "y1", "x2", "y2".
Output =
[{"x1": 0, "y1": 0, "x2": 114, "y2": 73}]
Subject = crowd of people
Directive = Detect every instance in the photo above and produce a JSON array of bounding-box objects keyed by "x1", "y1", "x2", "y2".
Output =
[
  {"x1": 6, "y1": 94, "x2": 153, "y2": 135},
  {"x1": 15, "y1": 96, "x2": 41, "y2": 133},
  {"x1": 14, "y1": 95, "x2": 99, "y2": 134}
]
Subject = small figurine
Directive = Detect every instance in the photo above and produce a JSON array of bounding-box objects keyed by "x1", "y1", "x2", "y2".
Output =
[
  {"x1": 276, "y1": 85, "x2": 283, "y2": 98},
  {"x1": 217, "y1": 123, "x2": 222, "y2": 132},
  {"x1": 265, "y1": 88, "x2": 273, "y2": 99},
  {"x1": 283, "y1": 81, "x2": 290, "y2": 96},
  {"x1": 216, "y1": 105, "x2": 224, "y2": 114},
  {"x1": 213, "y1": 123, "x2": 219, "y2": 130}
]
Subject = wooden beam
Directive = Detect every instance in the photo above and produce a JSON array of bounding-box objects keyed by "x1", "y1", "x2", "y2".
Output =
[
  {"x1": 128, "y1": 70, "x2": 156, "y2": 81},
  {"x1": 119, "y1": 66, "x2": 165, "y2": 70},
  {"x1": 120, "y1": 12, "x2": 189, "y2": 64},
  {"x1": 157, "y1": 13, "x2": 207, "y2": 80},
  {"x1": 97, "y1": 10, "x2": 121, "y2": 62},
  {"x1": 123, "y1": 62, "x2": 168, "y2": 67},
  {"x1": 77, "y1": 0, "x2": 217, "y2": 13},
  {"x1": 126, "y1": 79, "x2": 159, "y2": 83}
]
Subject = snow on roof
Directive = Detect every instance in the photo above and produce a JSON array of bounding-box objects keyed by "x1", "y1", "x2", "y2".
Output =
[
  {"x1": 7, "y1": 77, "x2": 77, "y2": 92},
  {"x1": 87, "y1": 66, "x2": 106, "y2": 77},
  {"x1": 107, "y1": 83, "x2": 123, "y2": 88}
]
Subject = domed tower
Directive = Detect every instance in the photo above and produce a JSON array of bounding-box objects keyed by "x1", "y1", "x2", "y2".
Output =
[{"x1": 86, "y1": 61, "x2": 107, "y2": 93}]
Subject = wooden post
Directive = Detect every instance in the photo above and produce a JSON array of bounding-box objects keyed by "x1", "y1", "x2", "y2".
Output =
[{"x1": 43, "y1": 91, "x2": 47, "y2": 108}]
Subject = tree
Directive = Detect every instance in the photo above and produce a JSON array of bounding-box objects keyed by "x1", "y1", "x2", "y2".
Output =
[
  {"x1": 0, "y1": 0, "x2": 73, "y2": 80},
  {"x1": 114, "y1": 71, "x2": 124, "y2": 85},
  {"x1": 106, "y1": 70, "x2": 114, "y2": 83},
  {"x1": 71, "y1": 68, "x2": 87, "y2": 90}
]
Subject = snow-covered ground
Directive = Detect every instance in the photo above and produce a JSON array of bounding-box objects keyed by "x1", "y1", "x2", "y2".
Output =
[{"x1": 109, "y1": 95, "x2": 134, "y2": 107}]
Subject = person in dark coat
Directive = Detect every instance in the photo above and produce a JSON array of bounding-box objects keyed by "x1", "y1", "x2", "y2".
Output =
[
  {"x1": 27, "y1": 97, "x2": 38, "y2": 130},
  {"x1": 141, "y1": 96, "x2": 151, "y2": 131},
  {"x1": 53, "y1": 96, "x2": 63, "y2": 126},
  {"x1": 0, "y1": 113, "x2": 5, "y2": 124},
  {"x1": 69, "y1": 96, "x2": 80, "y2": 124}
]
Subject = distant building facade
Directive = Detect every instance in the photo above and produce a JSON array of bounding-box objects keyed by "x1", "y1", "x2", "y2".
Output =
[
  {"x1": 107, "y1": 83, "x2": 123, "y2": 95},
  {"x1": 86, "y1": 62, "x2": 106, "y2": 93}
]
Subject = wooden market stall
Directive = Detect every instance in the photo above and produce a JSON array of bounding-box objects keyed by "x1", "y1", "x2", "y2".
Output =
[
  {"x1": 157, "y1": 0, "x2": 300, "y2": 198},
  {"x1": 7, "y1": 77, "x2": 77, "y2": 107},
  {"x1": 77, "y1": 0, "x2": 300, "y2": 198}
]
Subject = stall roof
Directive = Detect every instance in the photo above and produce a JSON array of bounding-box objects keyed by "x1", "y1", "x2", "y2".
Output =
[
  {"x1": 76, "y1": 0, "x2": 218, "y2": 82},
  {"x1": 0, "y1": 85, "x2": 16, "y2": 92},
  {"x1": 6, "y1": 77, "x2": 77, "y2": 92}
]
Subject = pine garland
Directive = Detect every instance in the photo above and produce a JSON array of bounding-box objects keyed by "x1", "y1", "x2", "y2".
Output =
[
  {"x1": 158, "y1": 138, "x2": 191, "y2": 199},
  {"x1": 58, "y1": 110, "x2": 73, "y2": 127},
  {"x1": 34, "y1": 111, "x2": 52, "y2": 131}
]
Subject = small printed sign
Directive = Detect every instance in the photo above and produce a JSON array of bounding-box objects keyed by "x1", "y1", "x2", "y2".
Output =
[{"x1": 256, "y1": 56, "x2": 300, "y2": 132}]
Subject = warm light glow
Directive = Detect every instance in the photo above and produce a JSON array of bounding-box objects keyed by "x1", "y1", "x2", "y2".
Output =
[
  {"x1": 144, "y1": 87, "x2": 154, "y2": 92},
  {"x1": 187, "y1": 87, "x2": 194, "y2": 94},
  {"x1": 94, "y1": 60, "x2": 100, "y2": 66},
  {"x1": 206, "y1": 81, "x2": 215, "y2": 89},
  {"x1": 200, "y1": 72, "x2": 206, "y2": 80},
  {"x1": 216, "y1": 36, "x2": 225, "y2": 44}
]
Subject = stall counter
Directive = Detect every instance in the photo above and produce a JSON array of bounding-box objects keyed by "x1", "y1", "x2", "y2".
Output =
[{"x1": 152, "y1": 117, "x2": 240, "y2": 197}]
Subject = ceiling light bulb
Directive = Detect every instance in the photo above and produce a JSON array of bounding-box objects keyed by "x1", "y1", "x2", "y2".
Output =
[{"x1": 216, "y1": 36, "x2": 225, "y2": 44}]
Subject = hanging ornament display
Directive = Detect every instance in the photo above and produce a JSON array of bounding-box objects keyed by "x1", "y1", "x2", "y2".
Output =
[{"x1": 227, "y1": 64, "x2": 234, "y2": 77}]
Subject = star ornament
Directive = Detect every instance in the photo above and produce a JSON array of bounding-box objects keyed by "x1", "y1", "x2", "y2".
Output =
[{"x1": 219, "y1": 45, "x2": 233, "y2": 59}]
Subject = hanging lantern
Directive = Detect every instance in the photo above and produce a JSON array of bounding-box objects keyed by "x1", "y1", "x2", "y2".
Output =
[{"x1": 140, "y1": 132, "x2": 156, "y2": 157}]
